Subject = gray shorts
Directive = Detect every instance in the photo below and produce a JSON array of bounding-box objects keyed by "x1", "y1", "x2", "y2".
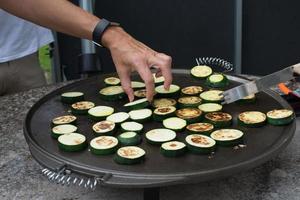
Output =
[{"x1": 0, "y1": 52, "x2": 46, "y2": 96}]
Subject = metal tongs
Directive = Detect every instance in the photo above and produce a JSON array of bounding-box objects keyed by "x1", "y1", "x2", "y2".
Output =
[{"x1": 222, "y1": 63, "x2": 300, "y2": 104}]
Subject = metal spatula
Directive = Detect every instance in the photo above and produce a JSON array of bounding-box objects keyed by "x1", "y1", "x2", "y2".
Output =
[{"x1": 222, "y1": 63, "x2": 300, "y2": 104}]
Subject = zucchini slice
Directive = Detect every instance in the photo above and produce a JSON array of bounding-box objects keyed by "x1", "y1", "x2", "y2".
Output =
[
  {"x1": 134, "y1": 89, "x2": 147, "y2": 98},
  {"x1": 128, "y1": 108, "x2": 152, "y2": 122},
  {"x1": 198, "y1": 103, "x2": 223, "y2": 113},
  {"x1": 131, "y1": 81, "x2": 145, "y2": 89},
  {"x1": 124, "y1": 98, "x2": 149, "y2": 110},
  {"x1": 71, "y1": 101, "x2": 95, "y2": 115},
  {"x1": 267, "y1": 109, "x2": 294, "y2": 126},
  {"x1": 236, "y1": 94, "x2": 256, "y2": 104},
  {"x1": 51, "y1": 124, "x2": 78, "y2": 139},
  {"x1": 210, "y1": 129, "x2": 244, "y2": 147},
  {"x1": 52, "y1": 115, "x2": 77, "y2": 126},
  {"x1": 88, "y1": 106, "x2": 114, "y2": 121},
  {"x1": 175, "y1": 108, "x2": 202, "y2": 124},
  {"x1": 121, "y1": 121, "x2": 143, "y2": 133},
  {"x1": 238, "y1": 111, "x2": 266, "y2": 127},
  {"x1": 200, "y1": 90, "x2": 224, "y2": 103},
  {"x1": 117, "y1": 132, "x2": 142, "y2": 146},
  {"x1": 191, "y1": 65, "x2": 213, "y2": 79},
  {"x1": 178, "y1": 96, "x2": 202, "y2": 108},
  {"x1": 104, "y1": 77, "x2": 120, "y2": 86},
  {"x1": 153, "y1": 106, "x2": 176, "y2": 122},
  {"x1": 181, "y1": 86, "x2": 203, "y2": 96},
  {"x1": 145, "y1": 128, "x2": 177, "y2": 145},
  {"x1": 58, "y1": 133, "x2": 87, "y2": 152},
  {"x1": 160, "y1": 141, "x2": 186, "y2": 157},
  {"x1": 106, "y1": 112, "x2": 130, "y2": 125},
  {"x1": 163, "y1": 117, "x2": 187, "y2": 132},
  {"x1": 152, "y1": 98, "x2": 177, "y2": 108},
  {"x1": 90, "y1": 136, "x2": 119, "y2": 155},
  {"x1": 99, "y1": 86, "x2": 126, "y2": 101},
  {"x1": 92, "y1": 120, "x2": 116, "y2": 136},
  {"x1": 204, "y1": 112, "x2": 232, "y2": 128},
  {"x1": 185, "y1": 134, "x2": 216, "y2": 154},
  {"x1": 61, "y1": 92, "x2": 84, "y2": 104},
  {"x1": 153, "y1": 73, "x2": 165, "y2": 86},
  {"x1": 155, "y1": 84, "x2": 180, "y2": 98},
  {"x1": 186, "y1": 122, "x2": 214, "y2": 135},
  {"x1": 206, "y1": 73, "x2": 229, "y2": 88},
  {"x1": 114, "y1": 146, "x2": 146, "y2": 165}
]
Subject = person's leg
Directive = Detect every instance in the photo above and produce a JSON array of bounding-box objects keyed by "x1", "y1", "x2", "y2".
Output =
[
  {"x1": 0, "y1": 62, "x2": 9, "y2": 96},
  {"x1": 7, "y1": 52, "x2": 47, "y2": 94}
]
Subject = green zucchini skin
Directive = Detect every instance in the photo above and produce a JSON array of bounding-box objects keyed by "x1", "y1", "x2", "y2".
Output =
[
  {"x1": 58, "y1": 142, "x2": 87, "y2": 152},
  {"x1": 205, "y1": 73, "x2": 229, "y2": 88},
  {"x1": 114, "y1": 146, "x2": 145, "y2": 165},
  {"x1": 117, "y1": 132, "x2": 142, "y2": 146},
  {"x1": 124, "y1": 100, "x2": 149, "y2": 111},
  {"x1": 160, "y1": 142, "x2": 186, "y2": 157},
  {"x1": 267, "y1": 115, "x2": 294, "y2": 126},
  {"x1": 186, "y1": 123, "x2": 214, "y2": 136},
  {"x1": 90, "y1": 145, "x2": 118, "y2": 155},
  {"x1": 71, "y1": 107, "x2": 89, "y2": 115},
  {"x1": 61, "y1": 93, "x2": 84, "y2": 104},
  {"x1": 204, "y1": 112, "x2": 232, "y2": 128},
  {"x1": 99, "y1": 86, "x2": 126, "y2": 101}
]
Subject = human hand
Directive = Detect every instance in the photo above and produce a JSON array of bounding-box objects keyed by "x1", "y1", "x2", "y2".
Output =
[{"x1": 102, "y1": 27, "x2": 172, "y2": 102}]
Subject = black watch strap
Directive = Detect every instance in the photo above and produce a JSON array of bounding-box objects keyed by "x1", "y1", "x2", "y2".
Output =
[{"x1": 92, "y1": 18, "x2": 120, "y2": 47}]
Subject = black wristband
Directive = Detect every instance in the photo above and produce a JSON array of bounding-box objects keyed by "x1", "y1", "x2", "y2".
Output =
[{"x1": 92, "y1": 18, "x2": 111, "y2": 47}]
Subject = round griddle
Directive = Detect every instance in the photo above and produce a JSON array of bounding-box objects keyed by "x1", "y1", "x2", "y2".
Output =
[{"x1": 23, "y1": 69, "x2": 296, "y2": 188}]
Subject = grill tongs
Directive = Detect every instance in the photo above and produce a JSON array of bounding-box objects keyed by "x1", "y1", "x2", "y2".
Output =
[{"x1": 222, "y1": 63, "x2": 300, "y2": 104}]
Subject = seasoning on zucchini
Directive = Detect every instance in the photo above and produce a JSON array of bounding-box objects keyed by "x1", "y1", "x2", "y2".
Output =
[
  {"x1": 163, "y1": 117, "x2": 187, "y2": 132},
  {"x1": 88, "y1": 106, "x2": 114, "y2": 121},
  {"x1": 181, "y1": 86, "x2": 203, "y2": 96},
  {"x1": 175, "y1": 108, "x2": 202, "y2": 124},
  {"x1": 236, "y1": 94, "x2": 256, "y2": 104},
  {"x1": 106, "y1": 112, "x2": 130, "y2": 125},
  {"x1": 206, "y1": 73, "x2": 229, "y2": 88},
  {"x1": 160, "y1": 141, "x2": 186, "y2": 157},
  {"x1": 90, "y1": 136, "x2": 119, "y2": 155},
  {"x1": 155, "y1": 84, "x2": 180, "y2": 98},
  {"x1": 114, "y1": 146, "x2": 145, "y2": 165},
  {"x1": 145, "y1": 128, "x2": 177, "y2": 145},
  {"x1": 71, "y1": 101, "x2": 95, "y2": 115},
  {"x1": 191, "y1": 65, "x2": 213, "y2": 79},
  {"x1": 198, "y1": 103, "x2": 223, "y2": 113},
  {"x1": 186, "y1": 123, "x2": 214, "y2": 135},
  {"x1": 124, "y1": 98, "x2": 149, "y2": 110},
  {"x1": 134, "y1": 89, "x2": 147, "y2": 98},
  {"x1": 238, "y1": 111, "x2": 266, "y2": 128},
  {"x1": 210, "y1": 129, "x2": 244, "y2": 147},
  {"x1": 200, "y1": 90, "x2": 224, "y2": 103},
  {"x1": 178, "y1": 96, "x2": 202, "y2": 108},
  {"x1": 117, "y1": 132, "x2": 142, "y2": 146},
  {"x1": 128, "y1": 108, "x2": 152, "y2": 122},
  {"x1": 61, "y1": 92, "x2": 84, "y2": 104},
  {"x1": 121, "y1": 121, "x2": 143, "y2": 133},
  {"x1": 51, "y1": 124, "x2": 78, "y2": 139},
  {"x1": 92, "y1": 120, "x2": 116, "y2": 136},
  {"x1": 152, "y1": 98, "x2": 177, "y2": 108},
  {"x1": 185, "y1": 134, "x2": 216, "y2": 154},
  {"x1": 153, "y1": 106, "x2": 176, "y2": 122},
  {"x1": 99, "y1": 86, "x2": 126, "y2": 101},
  {"x1": 204, "y1": 112, "x2": 232, "y2": 128},
  {"x1": 131, "y1": 81, "x2": 145, "y2": 89},
  {"x1": 58, "y1": 133, "x2": 87, "y2": 152},
  {"x1": 104, "y1": 77, "x2": 120, "y2": 86},
  {"x1": 153, "y1": 73, "x2": 165, "y2": 86},
  {"x1": 52, "y1": 115, "x2": 77, "y2": 126},
  {"x1": 267, "y1": 109, "x2": 294, "y2": 126}
]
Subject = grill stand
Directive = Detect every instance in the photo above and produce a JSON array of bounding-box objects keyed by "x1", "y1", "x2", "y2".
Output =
[{"x1": 144, "y1": 187, "x2": 160, "y2": 200}]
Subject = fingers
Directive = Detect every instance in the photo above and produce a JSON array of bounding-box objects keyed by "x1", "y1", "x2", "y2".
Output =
[
  {"x1": 118, "y1": 68, "x2": 134, "y2": 102},
  {"x1": 135, "y1": 63, "x2": 155, "y2": 102}
]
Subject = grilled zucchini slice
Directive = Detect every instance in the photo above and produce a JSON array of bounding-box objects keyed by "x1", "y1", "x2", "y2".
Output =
[
  {"x1": 178, "y1": 96, "x2": 202, "y2": 108},
  {"x1": 106, "y1": 112, "x2": 130, "y2": 125},
  {"x1": 52, "y1": 115, "x2": 77, "y2": 126},
  {"x1": 129, "y1": 108, "x2": 152, "y2": 122},
  {"x1": 210, "y1": 129, "x2": 244, "y2": 147},
  {"x1": 153, "y1": 106, "x2": 176, "y2": 122},
  {"x1": 267, "y1": 109, "x2": 294, "y2": 126},
  {"x1": 236, "y1": 94, "x2": 256, "y2": 104},
  {"x1": 163, "y1": 117, "x2": 187, "y2": 132},
  {"x1": 61, "y1": 92, "x2": 84, "y2": 104},
  {"x1": 92, "y1": 120, "x2": 116, "y2": 136},
  {"x1": 186, "y1": 122, "x2": 214, "y2": 135},
  {"x1": 145, "y1": 128, "x2": 177, "y2": 145},
  {"x1": 117, "y1": 132, "x2": 142, "y2": 146},
  {"x1": 160, "y1": 141, "x2": 186, "y2": 157},
  {"x1": 191, "y1": 65, "x2": 213, "y2": 79},
  {"x1": 114, "y1": 146, "x2": 145, "y2": 165},
  {"x1": 124, "y1": 98, "x2": 149, "y2": 110},
  {"x1": 238, "y1": 111, "x2": 266, "y2": 127},
  {"x1": 204, "y1": 112, "x2": 232, "y2": 128},
  {"x1": 134, "y1": 89, "x2": 147, "y2": 98},
  {"x1": 152, "y1": 98, "x2": 177, "y2": 108},
  {"x1": 121, "y1": 121, "x2": 143, "y2": 133},
  {"x1": 200, "y1": 90, "x2": 224, "y2": 103},
  {"x1": 153, "y1": 73, "x2": 165, "y2": 86},
  {"x1": 131, "y1": 81, "x2": 145, "y2": 89},
  {"x1": 175, "y1": 108, "x2": 202, "y2": 124},
  {"x1": 104, "y1": 77, "x2": 120, "y2": 86},
  {"x1": 99, "y1": 86, "x2": 126, "y2": 101},
  {"x1": 58, "y1": 133, "x2": 87, "y2": 152},
  {"x1": 206, "y1": 73, "x2": 229, "y2": 88},
  {"x1": 155, "y1": 84, "x2": 180, "y2": 98},
  {"x1": 181, "y1": 86, "x2": 203, "y2": 96},
  {"x1": 90, "y1": 136, "x2": 119, "y2": 155},
  {"x1": 198, "y1": 103, "x2": 223, "y2": 113},
  {"x1": 185, "y1": 134, "x2": 216, "y2": 154},
  {"x1": 71, "y1": 101, "x2": 95, "y2": 115},
  {"x1": 51, "y1": 124, "x2": 78, "y2": 139},
  {"x1": 88, "y1": 106, "x2": 114, "y2": 121}
]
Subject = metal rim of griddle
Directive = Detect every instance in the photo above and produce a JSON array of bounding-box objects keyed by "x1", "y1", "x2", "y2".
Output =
[{"x1": 23, "y1": 69, "x2": 296, "y2": 188}]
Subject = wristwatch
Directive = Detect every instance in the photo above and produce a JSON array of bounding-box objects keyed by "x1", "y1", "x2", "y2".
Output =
[{"x1": 92, "y1": 18, "x2": 120, "y2": 47}]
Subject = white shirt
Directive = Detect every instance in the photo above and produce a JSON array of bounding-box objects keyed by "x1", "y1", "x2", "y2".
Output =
[{"x1": 0, "y1": 9, "x2": 54, "y2": 63}]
